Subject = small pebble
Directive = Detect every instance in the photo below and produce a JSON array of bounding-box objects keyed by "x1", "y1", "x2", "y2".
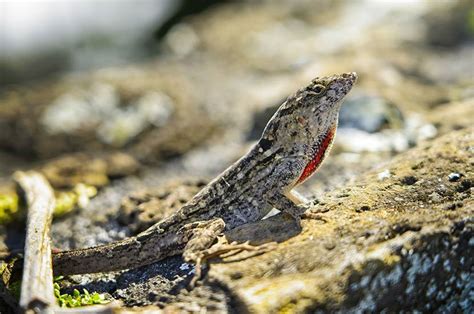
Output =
[
  {"x1": 377, "y1": 169, "x2": 391, "y2": 181},
  {"x1": 179, "y1": 263, "x2": 191, "y2": 271},
  {"x1": 356, "y1": 205, "x2": 371, "y2": 212},
  {"x1": 401, "y1": 175, "x2": 417, "y2": 185},
  {"x1": 456, "y1": 179, "x2": 473, "y2": 192},
  {"x1": 429, "y1": 192, "x2": 442, "y2": 203},
  {"x1": 443, "y1": 203, "x2": 456, "y2": 211},
  {"x1": 417, "y1": 124, "x2": 437, "y2": 140},
  {"x1": 324, "y1": 241, "x2": 336, "y2": 250},
  {"x1": 448, "y1": 173, "x2": 461, "y2": 182}
]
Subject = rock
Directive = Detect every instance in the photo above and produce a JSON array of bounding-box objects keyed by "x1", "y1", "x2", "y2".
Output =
[
  {"x1": 39, "y1": 152, "x2": 140, "y2": 189},
  {"x1": 40, "y1": 154, "x2": 110, "y2": 189},
  {"x1": 104, "y1": 152, "x2": 140, "y2": 179},
  {"x1": 377, "y1": 169, "x2": 392, "y2": 181},
  {"x1": 443, "y1": 203, "x2": 456, "y2": 210},
  {"x1": 429, "y1": 192, "x2": 442, "y2": 203},
  {"x1": 356, "y1": 205, "x2": 371, "y2": 213},
  {"x1": 117, "y1": 179, "x2": 206, "y2": 234},
  {"x1": 0, "y1": 70, "x2": 219, "y2": 162},
  {"x1": 336, "y1": 128, "x2": 409, "y2": 153},
  {"x1": 339, "y1": 94, "x2": 403, "y2": 133},
  {"x1": 427, "y1": 99, "x2": 474, "y2": 136},
  {"x1": 401, "y1": 176, "x2": 417, "y2": 186},
  {"x1": 448, "y1": 172, "x2": 462, "y2": 182},
  {"x1": 208, "y1": 127, "x2": 473, "y2": 313},
  {"x1": 456, "y1": 179, "x2": 472, "y2": 193},
  {"x1": 423, "y1": 0, "x2": 474, "y2": 47},
  {"x1": 335, "y1": 109, "x2": 445, "y2": 153}
]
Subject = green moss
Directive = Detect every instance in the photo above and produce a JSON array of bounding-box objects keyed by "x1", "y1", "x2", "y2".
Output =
[
  {"x1": 54, "y1": 184, "x2": 97, "y2": 217},
  {"x1": 0, "y1": 194, "x2": 20, "y2": 224},
  {"x1": 54, "y1": 191, "x2": 78, "y2": 217},
  {"x1": 8, "y1": 280, "x2": 21, "y2": 300},
  {"x1": 0, "y1": 183, "x2": 97, "y2": 223},
  {"x1": 0, "y1": 261, "x2": 7, "y2": 274},
  {"x1": 54, "y1": 283, "x2": 109, "y2": 308}
]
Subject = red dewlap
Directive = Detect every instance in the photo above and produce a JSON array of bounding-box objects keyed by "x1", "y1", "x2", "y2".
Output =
[{"x1": 296, "y1": 128, "x2": 335, "y2": 184}]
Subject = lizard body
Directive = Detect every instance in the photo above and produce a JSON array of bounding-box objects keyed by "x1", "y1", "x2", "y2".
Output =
[{"x1": 53, "y1": 72, "x2": 357, "y2": 275}]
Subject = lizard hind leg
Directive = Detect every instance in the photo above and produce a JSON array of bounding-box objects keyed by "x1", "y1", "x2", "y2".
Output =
[
  {"x1": 181, "y1": 218, "x2": 226, "y2": 287},
  {"x1": 182, "y1": 218, "x2": 275, "y2": 287}
]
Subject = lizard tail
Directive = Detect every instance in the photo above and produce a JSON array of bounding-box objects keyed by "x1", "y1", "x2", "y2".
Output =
[
  {"x1": 52, "y1": 230, "x2": 185, "y2": 275},
  {"x1": 52, "y1": 236, "x2": 143, "y2": 275}
]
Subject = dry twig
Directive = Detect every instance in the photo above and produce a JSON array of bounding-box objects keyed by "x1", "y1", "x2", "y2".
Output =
[{"x1": 14, "y1": 171, "x2": 56, "y2": 313}]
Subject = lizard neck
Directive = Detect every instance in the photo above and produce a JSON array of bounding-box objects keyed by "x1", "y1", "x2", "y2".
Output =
[{"x1": 296, "y1": 126, "x2": 336, "y2": 185}]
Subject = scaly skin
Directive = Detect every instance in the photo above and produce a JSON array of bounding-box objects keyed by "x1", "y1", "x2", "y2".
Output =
[{"x1": 53, "y1": 72, "x2": 357, "y2": 276}]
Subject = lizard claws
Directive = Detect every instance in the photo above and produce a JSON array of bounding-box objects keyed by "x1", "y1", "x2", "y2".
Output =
[
  {"x1": 301, "y1": 211, "x2": 327, "y2": 222},
  {"x1": 188, "y1": 240, "x2": 277, "y2": 288},
  {"x1": 300, "y1": 200, "x2": 329, "y2": 221},
  {"x1": 302, "y1": 199, "x2": 320, "y2": 210}
]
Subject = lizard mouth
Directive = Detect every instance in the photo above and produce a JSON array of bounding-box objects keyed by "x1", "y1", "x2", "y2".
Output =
[
  {"x1": 341, "y1": 72, "x2": 358, "y2": 84},
  {"x1": 329, "y1": 72, "x2": 357, "y2": 99}
]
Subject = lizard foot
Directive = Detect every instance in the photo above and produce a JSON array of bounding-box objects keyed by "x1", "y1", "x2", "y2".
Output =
[
  {"x1": 301, "y1": 211, "x2": 327, "y2": 222},
  {"x1": 189, "y1": 237, "x2": 276, "y2": 287},
  {"x1": 300, "y1": 200, "x2": 328, "y2": 221}
]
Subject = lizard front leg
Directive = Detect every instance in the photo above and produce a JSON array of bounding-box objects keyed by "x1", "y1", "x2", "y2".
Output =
[
  {"x1": 286, "y1": 190, "x2": 324, "y2": 216},
  {"x1": 264, "y1": 157, "x2": 321, "y2": 221},
  {"x1": 286, "y1": 189, "x2": 308, "y2": 204},
  {"x1": 266, "y1": 192, "x2": 307, "y2": 220},
  {"x1": 267, "y1": 190, "x2": 326, "y2": 225}
]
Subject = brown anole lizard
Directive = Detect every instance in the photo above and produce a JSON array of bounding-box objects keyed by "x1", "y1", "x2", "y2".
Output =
[{"x1": 53, "y1": 72, "x2": 357, "y2": 280}]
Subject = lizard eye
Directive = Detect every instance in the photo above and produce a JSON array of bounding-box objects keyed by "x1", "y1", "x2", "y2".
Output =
[{"x1": 312, "y1": 84, "x2": 325, "y2": 94}]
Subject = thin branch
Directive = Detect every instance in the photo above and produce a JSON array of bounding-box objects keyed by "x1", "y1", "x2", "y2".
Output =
[{"x1": 14, "y1": 171, "x2": 56, "y2": 313}]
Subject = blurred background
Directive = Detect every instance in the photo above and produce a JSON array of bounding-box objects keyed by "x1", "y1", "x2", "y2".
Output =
[
  {"x1": 0, "y1": 0, "x2": 473, "y2": 209},
  {"x1": 0, "y1": 0, "x2": 473, "y2": 194},
  {"x1": 0, "y1": 0, "x2": 472, "y2": 184}
]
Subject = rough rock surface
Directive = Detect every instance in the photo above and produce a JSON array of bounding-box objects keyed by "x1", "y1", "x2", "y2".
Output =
[
  {"x1": 40, "y1": 152, "x2": 140, "y2": 189},
  {"x1": 117, "y1": 179, "x2": 207, "y2": 234},
  {"x1": 207, "y1": 127, "x2": 473, "y2": 313}
]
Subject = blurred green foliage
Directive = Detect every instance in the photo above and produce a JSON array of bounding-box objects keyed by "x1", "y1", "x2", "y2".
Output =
[
  {"x1": 0, "y1": 194, "x2": 20, "y2": 224},
  {"x1": 468, "y1": 8, "x2": 474, "y2": 35}
]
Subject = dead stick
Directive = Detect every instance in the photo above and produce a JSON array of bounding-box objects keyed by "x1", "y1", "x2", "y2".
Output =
[{"x1": 14, "y1": 171, "x2": 56, "y2": 313}]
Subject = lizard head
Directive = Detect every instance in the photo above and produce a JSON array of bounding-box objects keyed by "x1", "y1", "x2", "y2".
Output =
[
  {"x1": 261, "y1": 72, "x2": 357, "y2": 147},
  {"x1": 305, "y1": 72, "x2": 357, "y2": 108}
]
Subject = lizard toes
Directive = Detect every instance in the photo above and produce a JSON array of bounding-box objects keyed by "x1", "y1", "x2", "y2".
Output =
[{"x1": 302, "y1": 211, "x2": 328, "y2": 222}]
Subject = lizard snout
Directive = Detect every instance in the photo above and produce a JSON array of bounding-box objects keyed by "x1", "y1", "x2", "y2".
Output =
[
  {"x1": 341, "y1": 72, "x2": 358, "y2": 85},
  {"x1": 327, "y1": 72, "x2": 357, "y2": 98}
]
